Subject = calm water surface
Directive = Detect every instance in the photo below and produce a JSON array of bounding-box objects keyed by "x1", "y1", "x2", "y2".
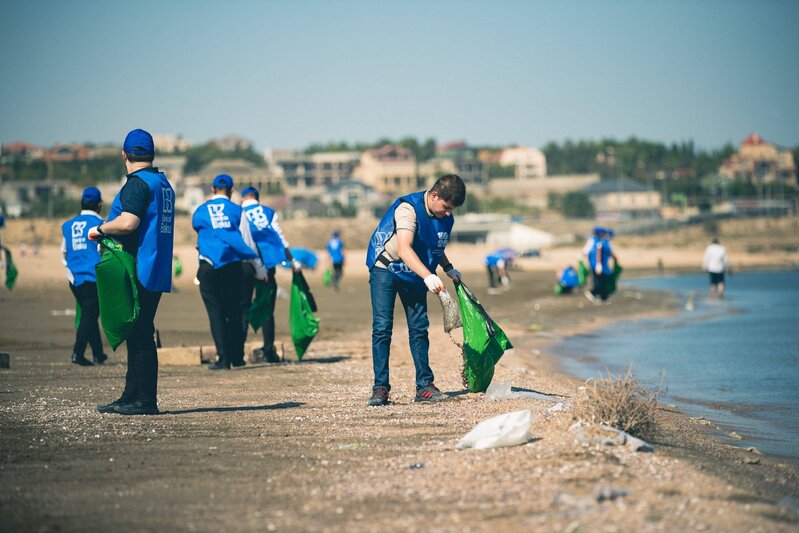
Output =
[{"x1": 551, "y1": 270, "x2": 799, "y2": 460}]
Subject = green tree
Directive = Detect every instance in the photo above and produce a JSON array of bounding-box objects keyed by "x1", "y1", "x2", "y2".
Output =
[{"x1": 561, "y1": 192, "x2": 595, "y2": 218}]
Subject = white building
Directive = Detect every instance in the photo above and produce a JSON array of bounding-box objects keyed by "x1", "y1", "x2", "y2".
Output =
[{"x1": 499, "y1": 147, "x2": 547, "y2": 179}]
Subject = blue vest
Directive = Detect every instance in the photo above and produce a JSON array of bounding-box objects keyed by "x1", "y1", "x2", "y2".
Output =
[
  {"x1": 106, "y1": 168, "x2": 175, "y2": 292},
  {"x1": 365, "y1": 191, "x2": 454, "y2": 291},
  {"x1": 485, "y1": 253, "x2": 502, "y2": 267},
  {"x1": 559, "y1": 266, "x2": 579, "y2": 288},
  {"x1": 327, "y1": 238, "x2": 344, "y2": 265},
  {"x1": 242, "y1": 203, "x2": 285, "y2": 269},
  {"x1": 192, "y1": 197, "x2": 257, "y2": 269},
  {"x1": 62, "y1": 212, "x2": 103, "y2": 286},
  {"x1": 587, "y1": 236, "x2": 612, "y2": 274}
]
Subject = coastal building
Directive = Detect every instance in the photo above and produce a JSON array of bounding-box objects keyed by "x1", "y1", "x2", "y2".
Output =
[
  {"x1": 450, "y1": 213, "x2": 554, "y2": 250},
  {"x1": 321, "y1": 179, "x2": 383, "y2": 216},
  {"x1": 487, "y1": 173, "x2": 601, "y2": 208},
  {"x1": 582, "y1": 178, "x2": 662, "y2": 220},
  {"x1": 193, "y1": 158, "x2": 283, "y2": 195},
  {"x1": 498, "y1": 146, "x2": 547, "y2": 179},
  {"x1": 152, "y1": 134, "x2": 192, "y2": 154},
  {"x1": 423, "y1": 142, "x2": 486, "y2": 188},
  {"x1": 719, "y1": 133, "x2": 796, "y2": 184},
  {"x1": 265, "y1": 149, "x2": 360, "y2": 196},
  {"x1": 211, "y1": 135, "x2": 253, "y2": 152},
  {"x1": 353, "y1": 144, "x2": 422, "y2": 195}
]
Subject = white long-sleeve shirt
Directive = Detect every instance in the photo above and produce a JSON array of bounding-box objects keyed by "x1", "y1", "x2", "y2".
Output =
[{"x1": 702, "y1": 243, "x2": 730, "y2": 274}]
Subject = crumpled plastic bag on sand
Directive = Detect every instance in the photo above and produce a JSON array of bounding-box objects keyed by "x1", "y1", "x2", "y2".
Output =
[
  {"x1": 485, "y1": 380, "x2": 557, "y2": 402},
  {"x1": 456, "y1": 410, "x2": 533, "y2": 450}
]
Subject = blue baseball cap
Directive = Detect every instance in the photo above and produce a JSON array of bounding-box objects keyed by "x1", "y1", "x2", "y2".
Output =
[
  {"x1": 593, "y1": 226, "x2": 607, "y2": 236},
  {"x1": 240, "y1": 186, "x2": 259, "y2": 199},
  {"x1": 81, "y1": 186, "x2": 102, "y2": 203},
  {"x1": 123, "y1": 128, "x2": 155, "y2": 157},
  {"x1": 213, "y1": 174, "x2": 234, "y2": 189}
]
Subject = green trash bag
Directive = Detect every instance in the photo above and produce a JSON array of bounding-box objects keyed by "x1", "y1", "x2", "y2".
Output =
[
  {"x1": 606, "y1": 262, "x2": 623, "y2": 296},
  {"x1": 577, "y1": 259, "x2": 589, "y2": 287},
  {"x1": 247, "y1": 279, "x2": 275, "y2": 332},
  {"x1": 4, "y1": 247, "x2": 18, "y2": 290},
  {"x1": 95, "y1": 237, "x2": 140, "y2": 350},
  {"x1": 173, "y1": 255, "x2": 183, "y2": 277},
  {"x1": 289, "y1": 271, "x2": 319, "y2": 360},
  {"x1": 75, "y1": 301, "x2": 82, "y2": 329},
  {"x1": 455, "y1": 281, "x2": 513, "y2": 393},
  {"x1": 322, "y1": 267, "x2": 332, "y2": 287}
]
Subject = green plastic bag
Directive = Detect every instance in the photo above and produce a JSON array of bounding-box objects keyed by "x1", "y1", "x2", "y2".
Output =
[
  {"x1": 606, "y1": 262, "x2": 623, "y2": 296},
  {"x1": 577, "y1": 259, "x2": 589, "y2": 287},
  {"x1": 247, "y1": 279, "x2": 275, "y2": 332},
  {"x1": 289, "y1": 271, "x2": 319, "y2": 360},
  {"x1": 4, "y1": 247, "x2": 18, "y2": 290},
  {"x1": 95, "y1": 237, "x2": 140, "y2": 350},
  {"x1": 322, "y1": 267, "x2": 332, "y2": 287},
  {"x1": 456, "y1": 282, "x2": 513, "y2": 393},
  {"x1": 75, "y1": 302, "x2": 82, "y2": 329},
  {"x1": 173, "y1": 255, "x2": 183, "y2": 277}
]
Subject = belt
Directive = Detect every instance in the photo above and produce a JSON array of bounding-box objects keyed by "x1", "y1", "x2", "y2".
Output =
[{"x1": 376, "y1": 253, "x2": 392, "y2": 267}]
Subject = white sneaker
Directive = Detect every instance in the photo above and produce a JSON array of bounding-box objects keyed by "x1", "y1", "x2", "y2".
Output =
[{"x1": 584, "y1": 290, "x2": 597, "y2": 303}]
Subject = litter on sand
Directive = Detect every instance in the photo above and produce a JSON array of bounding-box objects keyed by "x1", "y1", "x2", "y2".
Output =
[
  {"x1": 484, "y1": 381, "x2": 559, "y2": 402},
  {"x1": 437, "y1": 289, "x2": 462, "y2": 333},
  {"x1": 456, "y1": 410, "x2": 533, "y2": 450}
]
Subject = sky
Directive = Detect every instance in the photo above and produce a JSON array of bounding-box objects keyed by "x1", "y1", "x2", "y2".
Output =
[{"x1": 1, "y1": 0, "x2": 798, "y2": 152}]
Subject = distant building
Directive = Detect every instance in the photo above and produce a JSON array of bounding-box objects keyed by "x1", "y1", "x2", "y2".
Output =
[
  {"x1": 582, "y1": 178, "x2": 661, "y2": 220},
  {"x1": 353, "y1": 144, "x2": 421, "y2": 195},
  {"x1": 424, "y1": 143, "x2": 486, "y2": 187},
  {"x1": 153, "y1": 134, "x2": 192, "y2": 154},
  {"x1": 488, "y1": 173, "x2": 600, "y2": 208},
  {"x1": 0, "y1": 180, "x2": 73, "y2": 217},
  {"x1": 193, "y1": 159, "x2": 283, "y2": 195},
  {"x1": 266, "y1": 150, "x2": 360, "y2": 197},
  {"x1": 44, "y1": 144, "x2": 91, "y2": 162},
  {"x1": 1, "y1": 142, "x2": 44, "y2": 160},
  {"x1": 499, "y1": 146, "x2": 547, "y2": 179},
  {"x1": 322, "y1": 179, "x2": 383, "y2": 215},
  {"x1": 719, "y1": 133, "x2": 796, "y2": 184},
  {"x1": 153, "y1": 155, "x2": 187, "y2": 185},
  {"x1": 211, "y1": 135, "x2": 253, "y2": 152},
  {"x1": 451, "y1": 213, "x2": 555, "y2": 249}
]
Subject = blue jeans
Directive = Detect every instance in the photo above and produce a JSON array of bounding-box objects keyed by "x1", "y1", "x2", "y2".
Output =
[{"x1": 369, "y1": 268, "x2": 433, "y2": 390}]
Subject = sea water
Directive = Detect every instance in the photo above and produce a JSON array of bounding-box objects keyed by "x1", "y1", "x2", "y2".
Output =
[{"x1": 552, "y1": 270, "x2": 799, "y2": 460}]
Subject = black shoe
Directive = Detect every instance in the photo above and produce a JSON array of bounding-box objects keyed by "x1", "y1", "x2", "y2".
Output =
[
  {"x1": 112, "y1": 401, "x2": 159, "y2": 416},
  {"x1": 96, "y1": 398, "x2": 126, "y2": 414},
  {"x1": 368, "y1": 386, "x2": 390, "y2": 406},
  {"x1": 71, "y1": 354, "x2": 93, "y2": 366},
  {"x1": 93, "y1": 353, "x2": 108, "y2": 365},
  {"x1": 208, "y1": 361, "x2": 231, "y2": 370},
  {"x1": 231, "y1": 359, "x2": 246, "y2": 367},
  {"x1": 264, "y1": 347, "x2": 281, "y2": 363}
]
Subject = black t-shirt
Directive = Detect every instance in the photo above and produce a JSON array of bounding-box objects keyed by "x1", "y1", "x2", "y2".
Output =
[{"x1": 116, "y1": 167, "x2": 158, "y2": 254}]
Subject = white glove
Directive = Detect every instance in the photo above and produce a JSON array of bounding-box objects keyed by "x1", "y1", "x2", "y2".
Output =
[
  {"x1": 445, "y1": 267, "x2": 462, "y2": 282},
  {"x1": 424, "y1": 274, "x2": 445, "y2": 293},
  {"x1": 501, "y1": 276, "x2": 510, "y2": 287},
  {"x1": 595, "y1": 264, "x2": 603, "y2": 275},
  {"x1": 290, "y1": 259, "x2": 302, "y2": 271}
]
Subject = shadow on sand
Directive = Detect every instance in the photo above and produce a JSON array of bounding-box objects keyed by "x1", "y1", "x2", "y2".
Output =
[{"x1": 162, "y1": 401, "x2": 305, "y2": 415}]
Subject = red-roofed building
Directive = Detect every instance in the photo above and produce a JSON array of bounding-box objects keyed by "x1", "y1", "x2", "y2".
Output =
[{"x1": 719, "y1": 133, "x2": 796, "y2": 184}]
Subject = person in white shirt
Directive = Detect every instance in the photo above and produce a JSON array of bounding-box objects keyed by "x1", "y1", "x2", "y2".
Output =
[{"x1": 702, "y1": 238, "x2": 731, "y2": 299}]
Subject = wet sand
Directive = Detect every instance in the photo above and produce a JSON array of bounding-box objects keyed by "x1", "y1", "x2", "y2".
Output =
[{"x1": 1, "y1": 247, "x2": 798, "y2": 531}]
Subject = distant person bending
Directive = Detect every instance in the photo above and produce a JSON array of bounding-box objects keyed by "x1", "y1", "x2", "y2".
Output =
[
  {"x1": 703, "y1": 238, "x2": 731, "y2": 299},
  {"x1": 365, "y1": 174, "x2": 466, "y2": 406},
  {"x1": 584, "y1": 227, "x2": 616, "y2": 302}
]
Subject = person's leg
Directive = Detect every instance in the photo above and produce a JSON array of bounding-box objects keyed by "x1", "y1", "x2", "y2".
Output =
[
  {"x1": 79, "y1": 282, "x2": 104, "y2": 360},
  {"x1": 69, "y1": 283, "x2": 90, "y2": 360},
  {"x1": 198, "y1": 262, "x2": 229, "y2": 366},
  {"x1": 369, "y1": 268, "x2": 396, "y2": 390},
  {"x1": 398, "y1": 287, "x2": 433, "y2": 388},
  {"x1": 717, "y1": 272, "x2": 726, "y2": 298},
  {"x1": 597, "y1": 274, "x2": 610, "y2": 301},
  {"x1": 219, "y1": 262, "x2": 245, "y2": 365},
  {"x1": 333, "y1": 263, "x2": 343, "y2": 291},
  {"x1": 240, "y1": 262, "x2": 256, "y2": 343},
  {"x1": 123, "y1": 287, "x2": 162, "y2": 406},
  {"x1": 487, "y1": 265, "x2": 496, "y2": 288},
  {"x1": 261, "y1": 268, "x2": 278, "y2": 356}
]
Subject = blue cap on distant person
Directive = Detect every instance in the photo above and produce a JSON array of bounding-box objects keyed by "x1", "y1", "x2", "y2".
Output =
[
  {"x1": 240, "y1": 186, "x2": 259, "y2": 199},
  {"x1": 82, "y1": 186, "x2": 102, "y2": 203},
  {"x1": 213, "y1": 174, "x2": 234, "y2": 189},
  {"x1": 593, "y1": 226, "x2": 607, "y2": 235},
  {"x1": 123, "y1": 128, "x2": 155, "y2": 156}
]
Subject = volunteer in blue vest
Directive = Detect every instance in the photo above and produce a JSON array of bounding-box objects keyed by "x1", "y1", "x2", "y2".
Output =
[
  {"x1": 365, "y1": 174, "x2": 466, "y2": 406},
  {"x1": 485, "y1": 252, "x2": 510, "y2": 290},
  {"x1": 61, "y1": 186, "x2": 107, "y2": 366},
  {"x1": 239, "y1": 186, "x2": 296, "y2": 363},
  {"x1": 89, "y1": 128, "x2": 175, "y2": 415},
  {"x1": 193, "y1": 175, "x2": 266, "y2": 370},
  {"x1": 583, "y1": 226, "x2": 616, "y2": 302},
  {"x1": 326, "y1": 230, "x2": 345, "y2": 292}
]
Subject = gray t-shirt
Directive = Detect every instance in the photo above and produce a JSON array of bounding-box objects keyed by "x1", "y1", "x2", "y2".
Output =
[{"x1": 374, "y1": 191, "x2": 433, "y2": 269}]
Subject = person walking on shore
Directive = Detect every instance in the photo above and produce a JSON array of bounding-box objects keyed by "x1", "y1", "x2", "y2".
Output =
[
  {"x1": 193, "y1": 175, "x2": 263, "y2": 370},
  {"x1": 326, "y1": 230, "x2": 345, "y2": 292},
  {"x1": 61, "y1": 186, "x2": 107, "y2": 366},
  {"x1": 583, "y1": 226, "x2": 617, "y2": 302},
  {"x1": 365, "y1": 174, "x2": 466, "y2": 406},
  {"x1": 703, "y1": 238, "x2": 731, "y2": 299},
  {"x1": 91, "y1": 129, "x2": 175, "y2": 415},
  {"x1": 239, "y1": 186, "x2": 295, "y2": 363}
]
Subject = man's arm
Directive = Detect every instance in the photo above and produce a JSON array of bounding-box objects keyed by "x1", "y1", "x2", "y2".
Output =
[
  {"x1": 438, "y1": 252, "x2": 461, "y2": 282},
  {"x1": 397, "y1": 230, "x2": 444, "y2": 292},
  {"x1": 92, "y1": 212, "x2": 140, "y2": 237}
]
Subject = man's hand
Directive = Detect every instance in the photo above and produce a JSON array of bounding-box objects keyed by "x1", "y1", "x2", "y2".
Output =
[
  {"x1": 424, "y1": 274, "x2": 445, "y2": 293},
  {"x1": 444, "y1": 266, "x2": 462, "y2": 283},
  {"x1": 291, "y1": 259, "x2": 302, "y2": 272},
  {"x1": 87, "y1": 226, "x2": 102, "y2": 241}
]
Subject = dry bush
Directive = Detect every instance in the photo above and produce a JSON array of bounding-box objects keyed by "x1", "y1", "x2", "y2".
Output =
[{"x1": 574, "y1": 367, "x2": 661, "y2": 438}]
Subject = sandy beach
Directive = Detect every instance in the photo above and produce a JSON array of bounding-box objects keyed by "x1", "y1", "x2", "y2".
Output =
[{"x1": 1, "y1": 217, "x2": 798, "y2": 531}]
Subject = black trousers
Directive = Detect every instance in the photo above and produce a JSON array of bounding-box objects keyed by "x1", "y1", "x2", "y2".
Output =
[
  {"x1": 332, "y1": 263, "x2": 343, "y2": 290},
  {"x1": 121, "y1": 286, "x2": 162, "y2": 404},
  {"x1": 591, "y1": 272, "x2": 612, "y2": 301},
  {"x1": 487, "y1": 265, "x2": 500, "y2": 288},
  {"x1": 69, "y1": 281, "x2": 103, "y2": 358},
  {"x1": 199, "y1": 261, "x2": 245, "y2": 365},
  {"x1": 240, "y1": 264, "x2": 278, "y2": 354}
]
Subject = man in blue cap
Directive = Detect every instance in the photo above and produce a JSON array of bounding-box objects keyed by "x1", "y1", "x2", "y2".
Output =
[
  {"x1": 326, "y1": 229, "x2": 345, "y2": 292},
  {"x1": 239, "y1": 186, "x2": 297, "y2": 362},
  {"x1": 582, "y1": 226, "x2": 616, "y2": 302},
  {"x1": 193, "y1": 175, "x2": 266, "y2": 370},
  {"x1": 90, "y1": 128, "x2": 175, "y2": 415},
  {"x1": 365, "y1": 174, "x2": 466, "y2": 406},
  {"x1": 61, "y1": 186, "x2": 107, "y2": 366}
]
